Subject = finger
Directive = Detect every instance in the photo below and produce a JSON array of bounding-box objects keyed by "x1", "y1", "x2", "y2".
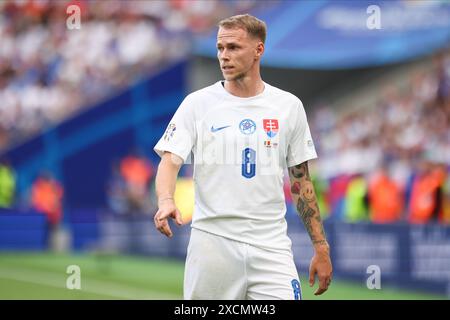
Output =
[
  {"x1": 319, "y1": 275, "x2": 328, "y2": 290},
  {"x1": 309, "y1": 268, "x2": 315, "y2": 287},
  {"x1": 314, "y1": 276, "x2": 330, "y2": 295},
  {"x1": 154, "y1": 213, "x2": 172, "y2": 237},
  {"x1": 314, "y1": 286, "x2": 327, "y2": 295},
  {"x1": 154, "y1": 211, "x2": 166, "y2": 227},
  {"x1": 154, "y1": 211, "x2": 162, "y2": 228},
  {"x1": 174, "y1": 209, "x2": 183, "y2": 226},
  {"x1": 314, "y1": 282, "x2": 329, "y2": 295},
  {"x1": 157, "y1": 209, "x2": 175, "y2": 221},
  {"x1": 159, "y1": 220, "x2": 173, "y2": 237}
]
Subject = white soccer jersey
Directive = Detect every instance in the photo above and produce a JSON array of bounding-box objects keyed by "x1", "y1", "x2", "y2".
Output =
[{"x1": 154, "y1": 81, "x2": 317, "y2": 251}]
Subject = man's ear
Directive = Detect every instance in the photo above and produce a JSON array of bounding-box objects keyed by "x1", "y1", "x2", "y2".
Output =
[{"x1": 256, "y1": 42, "x2": 264, "y2": 58}]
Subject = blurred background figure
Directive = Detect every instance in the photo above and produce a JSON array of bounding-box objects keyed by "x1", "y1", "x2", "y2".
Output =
[
  {"x1": 173, "y1": 176, "x2": 194, "y2": 225},
  {"x1": 368, "y1": 165, "x2": 404, "y2": 224},
  {"x1": 344, "y1": 174, "x2": 369, "y2": 223},
  {"x1": 102, "y1": 151, "x2": 155, "y2": 254},
  {"x1": 408, "y1": 161, "x2": 447, "y2": 224},
  {"x1": 31, "y1": 171, "x2": 64, "y2": 227},
  {"x1": 30, "y1": 171, "x2": 66, "y2": 250},
  {"x1": 106, "y1": 160, "x2": 128, "y2": 216},
  {"x1": 0, "y1": 158, "x2": 16, "y2": 209},
  {"x1": 119, "y1": 150, "x2": 154, "y2": 216}
]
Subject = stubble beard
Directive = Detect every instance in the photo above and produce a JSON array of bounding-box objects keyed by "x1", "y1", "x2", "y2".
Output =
[{"x1": 223, "y1": 70, "x2": 246, "y2": 82}]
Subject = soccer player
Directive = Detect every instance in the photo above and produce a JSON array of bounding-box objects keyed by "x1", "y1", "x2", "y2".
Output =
[{"x1": 153, "y1": 14, "x2": 332, "y2": 300}]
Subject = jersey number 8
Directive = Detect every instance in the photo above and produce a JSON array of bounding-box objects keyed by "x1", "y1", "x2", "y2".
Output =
[{"x1": 241, "y1": 148, "x2": 256, "y2": 179}]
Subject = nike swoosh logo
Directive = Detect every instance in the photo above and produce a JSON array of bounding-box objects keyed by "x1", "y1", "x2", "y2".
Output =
[{"x1": 211, "y1": 125, "x2": 231, "y2": 132}]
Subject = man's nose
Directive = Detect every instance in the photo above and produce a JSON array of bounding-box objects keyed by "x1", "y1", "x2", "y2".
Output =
[{"x1": 219, "y1": 50, "x2": 229, "y2": 61}]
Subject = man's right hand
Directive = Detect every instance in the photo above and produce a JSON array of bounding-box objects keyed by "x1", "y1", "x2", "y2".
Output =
[{"x1": 154, "y1": 199, "x2": 183, "y2": 237}]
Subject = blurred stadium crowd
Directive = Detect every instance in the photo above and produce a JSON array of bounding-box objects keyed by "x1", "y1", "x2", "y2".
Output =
[
  {"x1": 0, "y1": 0, "x2": 258, "y2": 151},
  {"x1": 308, "y1": 52, "x2": 450, "y2": 224},
  {"x1": 0, "y1": 0, "x2": 449, "y2": 232}
]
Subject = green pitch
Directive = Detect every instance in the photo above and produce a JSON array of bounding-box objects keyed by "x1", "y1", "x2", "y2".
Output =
[{"x1": 0, "y1": 252, "x2": 446, "y2": 300}]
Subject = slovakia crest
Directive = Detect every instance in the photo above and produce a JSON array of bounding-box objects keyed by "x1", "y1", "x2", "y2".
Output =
[{"x1": 263, "y1": 119, "x2": 279, "y2": 138}]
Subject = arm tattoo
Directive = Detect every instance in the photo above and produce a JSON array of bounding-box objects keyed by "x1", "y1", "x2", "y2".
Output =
[
  {"x1": 290, "y1": 164, "x2": 307, "y2": 179},
  {"x1": 289, "y1": 162, "x2": 327, "y2": 245}
]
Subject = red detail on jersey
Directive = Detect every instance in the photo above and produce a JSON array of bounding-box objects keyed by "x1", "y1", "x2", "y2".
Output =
[{"x1": 263, "y1": 119, "x2": 279, "y2": 138}]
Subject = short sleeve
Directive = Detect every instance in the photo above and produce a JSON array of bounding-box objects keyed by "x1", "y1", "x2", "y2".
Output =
[
  {"x1": 286, "y1": 100, "x2": 318, "y2": 167},
  {"x1": 153, "y1": 94, "x2": 196, "y2": 163}
]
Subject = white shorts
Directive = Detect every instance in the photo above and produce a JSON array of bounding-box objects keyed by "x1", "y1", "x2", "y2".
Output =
[{"x1": 184, "y1": 228, "x2": 302, "y2": 300}]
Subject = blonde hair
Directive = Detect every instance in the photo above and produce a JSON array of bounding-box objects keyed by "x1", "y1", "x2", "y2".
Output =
[{"x1": 218, "y1": 14, "x2": 267, "y2": 44}]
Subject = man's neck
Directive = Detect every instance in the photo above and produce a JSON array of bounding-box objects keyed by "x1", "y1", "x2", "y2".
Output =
[{"x1": 223, "y1": 76, "x2": 265, "y2": 98}]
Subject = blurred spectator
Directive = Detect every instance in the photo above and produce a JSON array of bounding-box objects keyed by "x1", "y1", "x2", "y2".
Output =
[
  {"x1": 443, "y1": 172, "x2": 450, "y2": 223},
  {"x1": 173, "y1": 177, "x2": 194, "y2": 224},
  {"x1": 119, "y1": 151, "x2": 154, "y2": 214},
  {"x1": 408, "y1": 162, "x2": 447, "y2": 224},
  {"x1": 311, "y1": 172, "x2": 329, "y2": 219},
  {"x1": 31, "y1": 171, "x2": 64, "y2": 226},
  {"x1": 368, "y1": 167, "x2": 404, "y2": 223},
  {"x1": 106, "y1": 152, "x2": 156, "y2": 214},
  {"x1": 0, "y1": 158, "x2": 16, "y2": 208},
  {"x1": 103, "y1": 152, "x2": 155, "y2": 254},
  {"x1": 344, "y1": 175, "x2": 368, "y2": 223},
  {"x1": 434, "y1": 52, "x2": 450, "y2": 105},
  {"x1": 30, "y1": 171, "x2": 65, "y2": 250},
  {"x1": 106, "y1": 160, "x2": 127, "y2": 215}
]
